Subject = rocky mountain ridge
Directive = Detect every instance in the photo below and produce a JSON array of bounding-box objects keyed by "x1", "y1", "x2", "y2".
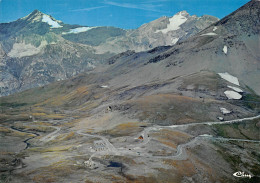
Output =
[
  {"x1": 0, "y1": 9, "x2": 218, "y2": 96},
  {"x1": 96, "y1": 11, "x2": 218, "y2": 53}
]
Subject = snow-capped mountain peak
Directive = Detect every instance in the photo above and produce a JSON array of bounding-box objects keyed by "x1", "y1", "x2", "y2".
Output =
[
  {"x1": 156, "y1": 11, "x2": 189, "y2": 34},
  {"x1": 21, "y1": 10, "x2": 63, "y2": 28}
]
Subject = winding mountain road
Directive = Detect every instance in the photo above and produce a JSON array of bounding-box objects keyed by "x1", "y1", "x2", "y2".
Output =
[
  {"x1": 168, "y1": 115, "x2": 260, "y2": 128},
  {"x1": 4, "y1": 115, "x2": 260, "y2": 164},
  {"x1": 76, "y1": 114, "x2": 260, "y2": 162}
]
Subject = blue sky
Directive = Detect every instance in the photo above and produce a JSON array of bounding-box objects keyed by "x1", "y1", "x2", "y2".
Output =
[{"x1": 0, "y1": 0, "x2": 250, "y2": 29}]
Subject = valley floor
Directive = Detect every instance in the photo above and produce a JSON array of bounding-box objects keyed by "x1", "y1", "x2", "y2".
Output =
[{"x1": 1, "y1": 113, "x2": 259, "y2": 183}]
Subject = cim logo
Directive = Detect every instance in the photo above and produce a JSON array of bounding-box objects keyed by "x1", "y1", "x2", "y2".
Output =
[{"x1": 233, "y1": 171, "x2": 253, "y2": 179}]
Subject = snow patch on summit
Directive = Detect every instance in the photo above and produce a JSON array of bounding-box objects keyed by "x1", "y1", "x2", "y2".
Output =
[
  {"x1": 62, "y1": 27, "x2": 96, "y2": 34},
  {"x1": 223, "y1": 45, "x2": 228, "y2": 54},
  {"x1": 199, "y1": 134, "x2": 213, "y2": 137},
  {"x1": 227, "y1": 86, "x2": 243, "y2": 93},
  {"x1": 156, "y1": 12, "x2": 187, "y2": 34},
  {"x1": 42, "y1": 15, "x2": 62, "y2": 28},
  {"x1": 220, "y1": 107, "x2": 231, "y2": 114},
  {"x1": 171, "y1": 38, "x2": 179, "y2": 44},
  {"x1": 218, "y1": 72, "x2": 240, "y2": 86},
  {"x1": 224, "y1": 91, "x2": 242, "y2": 100},
  {"x1": 200, "y1": 32, "x2": 217, "y2": 36},
  {"x1": 101, "y1": 85, "x2": 108, "y2": 88}
]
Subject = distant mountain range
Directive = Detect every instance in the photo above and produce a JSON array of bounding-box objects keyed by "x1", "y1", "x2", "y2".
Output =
[
  {"x1": 81, "y1": 11, "x2": 219, "y2": 53},
  {"x1": 103, "y1": 0, "x2": 260, "y2": 95},
  {"x1": 0, "y1": 10, "x2": 218, "y2": 96}
]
